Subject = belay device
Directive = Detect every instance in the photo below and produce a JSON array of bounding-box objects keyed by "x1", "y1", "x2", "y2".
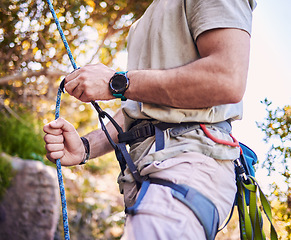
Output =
[{"x1": 46, "y1": 1, "x2": 278, "y2": 239}]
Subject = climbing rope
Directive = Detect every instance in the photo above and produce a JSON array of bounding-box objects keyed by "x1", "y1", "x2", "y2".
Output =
[
  {"x1": 46, "y1": 0, "x2": 79, "y2": 239},
  {"x1": 46, "y1": 1, "x2": 119, "y2": 239},
  {"x1": 54, "y1": 87, "x2": 70, "y2": 240},
  {"x1": 46, "y1": 0, "x2": 77, "y2": 70}
]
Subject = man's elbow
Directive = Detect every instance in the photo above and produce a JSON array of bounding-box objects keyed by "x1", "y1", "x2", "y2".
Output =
[
  {"x1": 228, "y1": 90, "x2": 244, "y2": 104},
  {"x1": 224, "y1": 74, "x2": 247, "y2": 104}
]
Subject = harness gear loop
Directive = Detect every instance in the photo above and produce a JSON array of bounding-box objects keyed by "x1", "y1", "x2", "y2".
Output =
[
  {"x1": 236, "y1": 176, "x2": 278, "y2": 240},
  {"x1": 199, "y1": 123, "x2": 240, "y2": 148},
  {"x1": 234, "y1": 158, "x2": 251, "y2": 184}
]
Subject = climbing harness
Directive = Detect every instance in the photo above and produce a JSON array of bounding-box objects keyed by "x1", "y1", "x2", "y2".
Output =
[
  {"x1": 122, "y1": 121, "x2": 278, "y2": 240},
  {"x1": 46, "y1": 1, "x2": 278, "y2": 239}
]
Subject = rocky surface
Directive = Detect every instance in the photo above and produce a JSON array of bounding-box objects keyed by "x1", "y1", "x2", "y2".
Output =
[{"x1": 0, "y1": 155, "x2": 60, "y2": 240}]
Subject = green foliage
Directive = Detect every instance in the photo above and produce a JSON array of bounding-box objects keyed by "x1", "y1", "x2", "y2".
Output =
[
  {"x1": 0, "y1": 154, "x2": 14, "y2": 200},
  {"x1": 257, "y1": 99, "x2": 291, "y2": 181},
  {"x1": 0, "y1": 0, "x2": 88, "y2": 75},
  {"x1": 0, "y1": 1, "x2": 153, "y2": 239},
  {"x1": 257, "y1": 98, "x2": 291, "y2": 237},
  {"x1": 0, "y1": 0, "x2": 152, "y2": 129},
  {"x1": 0, "y1": 112, "x2": 46, "y2": 161}
]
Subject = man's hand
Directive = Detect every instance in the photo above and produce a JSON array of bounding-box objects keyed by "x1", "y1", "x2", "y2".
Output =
[
  {"x1": 64, "y1": 64, "x2": 115, "y2": 102},
  {"x1": 43, "y1": 118, "x2": 85, "y2": 166}
]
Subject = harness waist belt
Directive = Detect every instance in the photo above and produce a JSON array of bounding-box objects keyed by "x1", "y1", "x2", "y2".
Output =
[{"x1": 118, "y1": 120, "x2": 232, "y2": 145}]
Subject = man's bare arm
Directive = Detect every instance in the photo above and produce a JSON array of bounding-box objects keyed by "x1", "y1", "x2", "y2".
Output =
[
  {"x1": 64, "y1": 28, "x2": 250, "y2": 109},
  {"x1": 125, "y1": 28, "x2": 250, "y2": 109}
]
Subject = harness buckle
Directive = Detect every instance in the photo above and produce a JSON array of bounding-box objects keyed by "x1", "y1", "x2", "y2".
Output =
[
  {"x1": 134, "y1": 123, "x2": 155, "y2": 138},
  {"x1": 118, "y1": 122, "x2": 155, "y2": 144}
]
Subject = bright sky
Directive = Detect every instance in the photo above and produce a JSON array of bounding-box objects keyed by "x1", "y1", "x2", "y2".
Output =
[{"x1": 232, "y1": 0, "x2": 291, "y2": 191}]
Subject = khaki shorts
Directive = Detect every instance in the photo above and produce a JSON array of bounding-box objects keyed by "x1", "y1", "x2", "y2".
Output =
[{"x1": 121, "y1": 151, "x2": 237, "y2": 240}]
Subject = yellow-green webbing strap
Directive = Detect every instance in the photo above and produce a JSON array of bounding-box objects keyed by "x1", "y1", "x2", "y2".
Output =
[
  {"x1": 237, "y1": 177, "x2": 278, "y2": 240},
  {"x1": 237, "y1": 180, "x2": 253, "y2": 239}
]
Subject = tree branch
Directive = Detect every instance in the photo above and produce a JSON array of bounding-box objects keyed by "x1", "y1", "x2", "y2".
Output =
[
  {"x1": 0, "y1": 69, "x2": 68, "y2": 85},
  {"x1": 0, "y1": 98, "x2": 28, "y2": 126}
]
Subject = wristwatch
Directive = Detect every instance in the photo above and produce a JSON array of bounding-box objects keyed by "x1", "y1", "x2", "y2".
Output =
[{"x1": 109, "y1": 71, "x2": 129, "y2": 101}]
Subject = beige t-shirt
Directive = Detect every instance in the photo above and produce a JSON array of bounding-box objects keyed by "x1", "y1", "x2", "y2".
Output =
[{"x1": 122, "y1": 0, "x2": 256, "y2": 129}]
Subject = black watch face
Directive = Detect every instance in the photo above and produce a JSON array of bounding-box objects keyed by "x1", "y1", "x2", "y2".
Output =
[{"x1": 110, "y1": 74, "x2": 128, "y2": 93}]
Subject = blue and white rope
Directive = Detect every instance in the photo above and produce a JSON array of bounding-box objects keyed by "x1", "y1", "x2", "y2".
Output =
[
  {"x1": 46, "y1": 0, "x2": 79, "y2": 239},
  {"x1": 54, "y1": 87, "x2": 70, "y2": 240},
  {"x1": 46, "y1": 0, "x2": 78, "y2": 70}
]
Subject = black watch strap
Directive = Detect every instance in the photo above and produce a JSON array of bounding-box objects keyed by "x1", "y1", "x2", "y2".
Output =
[{"x1": 79, "y1": 137, "x2": 90, "y2": 165}]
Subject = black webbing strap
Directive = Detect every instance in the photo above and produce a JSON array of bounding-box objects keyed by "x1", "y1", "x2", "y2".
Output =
[
  {"x1": 91, "y1": 102, "x2": 143, "y2": 187},
  {"x1": 117, "y1": 142, "x2": 143, "y2": 187},
  {"x1": 118, "y1": 121, "x2": 168, "y2": 151},
  {"x1": 118, "y1": 120, "x2": 232, "y2": 146}
]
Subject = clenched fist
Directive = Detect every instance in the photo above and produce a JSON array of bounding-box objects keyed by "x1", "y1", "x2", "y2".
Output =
[{"x1": 43, "y1": 118, "x2": 85, "y2": 166}]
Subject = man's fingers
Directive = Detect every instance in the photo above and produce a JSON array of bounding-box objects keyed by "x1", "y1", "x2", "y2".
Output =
[
  {"x1": 46, "y1": 151, "x2": 64, "y2": 162},
  {"x1": 45, "y1": 143, "x2": 64, "y2": 153},
  {"x1": 44, "y1": 134, "x2": 64, "y2": 144},
  {"x1": 43, "y1": 117, "x2": 81, "y2": 166},
  {"x1": 44, "y1": 118, "x2": 76, "y2": 133},
  {"x1": 64, "y1": 67, "x2": 83, "y2": 96},
  {"x1": 43, "y1": 123, "x2": 62, "y2": 135},
  {"x1": 65, "y1": 67, "x2": 81, "y2": 83},
  {"x1": 64, "y1": 79, "x2": 81, "y2": 96}
]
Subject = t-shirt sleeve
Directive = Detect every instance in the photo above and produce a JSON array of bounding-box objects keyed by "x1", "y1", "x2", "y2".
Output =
[{"x1": 186, "y1": 0, "x2": 257, "y2": 40}]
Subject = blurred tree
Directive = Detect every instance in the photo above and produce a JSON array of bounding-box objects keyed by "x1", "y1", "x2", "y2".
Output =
[
  {"x1": 0, "y1": 1, "x2": 152, "y2": 237},
  {"x1": 257, "y1": 98, "x2": 291, "y2": 239},
  {"x1": 0, "y1": 0, "x2": 152, "y2": 129}
]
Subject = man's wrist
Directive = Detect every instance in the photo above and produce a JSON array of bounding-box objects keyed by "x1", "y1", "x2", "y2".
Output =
[{"x1": 79, "y1": 137, "x2": 90, "y2": 165}]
